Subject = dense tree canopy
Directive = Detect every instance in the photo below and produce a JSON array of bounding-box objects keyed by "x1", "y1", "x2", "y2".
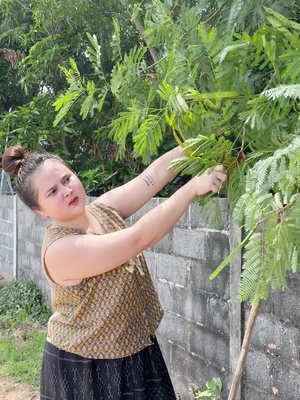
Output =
[
  {"x1": 0, "y1": 0, "x2": 144, "y2": 193},
  {"x1": 1, "y1": 0, "x2": 300, "y2": 304},
  {"x1": 1, "y1": 1, "x2": 298, "y2": 175}
]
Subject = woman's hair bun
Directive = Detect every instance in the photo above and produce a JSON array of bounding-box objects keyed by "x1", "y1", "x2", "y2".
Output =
[{"x1": 2, "y1": 145, "x2": 27, "y2": 176}]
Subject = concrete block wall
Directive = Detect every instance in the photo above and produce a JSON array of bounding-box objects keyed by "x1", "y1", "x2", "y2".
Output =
[
  {"x1": 1, "y1": 194, "x2": 300, "y2": 399},
  {"x1": 0, "y1": 195, "x2": 14, "y2": 276},
  {"x1": 16, "y1": 197, "x2": 51, "y2": 302},
  {"x1": 243, "y1": 275, "x2": 300, "y2": 400},
  {"x1": 129, "y1": 198, "x2": 231, "y2": 398}
]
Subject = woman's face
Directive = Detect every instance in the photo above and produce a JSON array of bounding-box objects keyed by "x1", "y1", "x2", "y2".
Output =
[{"x1": 33, "y1": 159, "x2": 86, "y2": 223}]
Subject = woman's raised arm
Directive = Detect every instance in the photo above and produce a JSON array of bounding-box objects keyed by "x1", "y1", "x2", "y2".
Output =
[
  {"x1": 96, "y1": 146, "x2": 185, "y2": 219},
  {"x1": 45, "y1": 166, "x2": 226, "y2": 285}
]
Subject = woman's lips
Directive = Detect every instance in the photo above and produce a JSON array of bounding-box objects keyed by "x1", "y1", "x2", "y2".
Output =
[{"x1": 69, "y1": 197, "x2": 78, "y2": 206}]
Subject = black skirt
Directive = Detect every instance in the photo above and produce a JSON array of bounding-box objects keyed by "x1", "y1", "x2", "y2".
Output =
[{"x1": 40, "y1": 336, "x2": 176, "y2": 400}]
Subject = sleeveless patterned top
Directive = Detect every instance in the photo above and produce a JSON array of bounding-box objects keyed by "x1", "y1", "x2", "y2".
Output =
[{"x1": 41, "y1": 202, "x2": 164, "y2": 359}]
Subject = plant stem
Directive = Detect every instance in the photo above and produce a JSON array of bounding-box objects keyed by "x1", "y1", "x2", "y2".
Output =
[{"x1": 227, "y1": 303, "x2": 260, "y2": 400}]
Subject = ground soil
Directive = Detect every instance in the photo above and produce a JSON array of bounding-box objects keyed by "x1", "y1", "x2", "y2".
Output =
[{"x1": 0, "y1": 379, "x2": 39, "y2": 400}]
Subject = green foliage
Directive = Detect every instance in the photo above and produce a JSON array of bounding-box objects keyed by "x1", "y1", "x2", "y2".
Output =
[
  {"x1": 53, "y1": 33, "x2": 111, "y2": 126},
  {"x1": 0, "y1": 54, "x2": 29, "y2": 113},
  {"x1": 208, "y1": 136, "x2": 300, "y2": 304},
  {"x1": 262, "y1": 84, "x2": 300, "y2": 101},
  {"x1": 0, "y1": 327, "x2": 47, "y2": 387},
  {"x1": 2, "y1": 0, "x2": 300, "y2": 309},
  {"x1": 53, "y1": 58, "x2": 86, "y2": 125},
  {"x1": 232, "y1": 138, "x2": 300, "y2": 304},
  {"x1": 111, "y1": 45, "x2": 147, "y2": 102},
  {"x1": 78, "y1": 168, "x2": 109, "y2": 196},
  {"x1": 170, "y1": 134, "x2": 232, "y2": 176},
  {"x1": 0, "y1": 93, "x2": 63, "y2": 155},
  {"x1": 102, "y1": 3, "x2": 300, "y2": 166},
  {"x1": 190, "y1": 377, "x2": 223, "y2": 399},
  {"x1": 0, "y1": 0, "x2": 142, "y2": 184},
  {"x1": 0, "y1": 280, "x2": 51, "y2": 324},
  {"x1": 0, "y1": 281, "x2": 48, "y2": 388},
  {"x1": 209, "y1": 226, "x2": 257, "y2": 281},
  {"x1": 85, "y1": 2, "x2": 300, "y2": 307}
]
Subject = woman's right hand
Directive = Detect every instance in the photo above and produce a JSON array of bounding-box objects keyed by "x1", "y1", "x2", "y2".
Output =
[{"x1": 191, "y1": 165, "x2": 227, "y2": 197}]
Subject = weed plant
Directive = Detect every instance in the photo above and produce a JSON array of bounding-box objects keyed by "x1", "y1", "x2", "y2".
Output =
[
  {"x1": 0, "y1": 280, "x2": 51, "y2": 387},
  {"x1": 0, "y1": 280, "x2": 51, "y2": 325}
]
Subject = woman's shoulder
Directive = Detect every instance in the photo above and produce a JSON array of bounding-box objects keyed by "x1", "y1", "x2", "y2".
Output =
[
  {"x1": 88, "y1": 201, "x2": 127, "y2": 229},
  {"x1": 42, "y1": 224, "x2": 85, "y2": 255},
  {"x1": 88, "y1": 200, "x2": 118, "y2": 212},
  {"x1": 88, "y1": 201, "x2": 122, "y2": 218}
]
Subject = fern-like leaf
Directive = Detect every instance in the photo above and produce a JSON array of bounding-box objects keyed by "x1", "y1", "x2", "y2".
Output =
[
  {"x1": 133, "y1": 114, "x2": 164, "y2": 163},
  {"x1": 210, "y1": 226, "x2": 257, "y2": 280},
  {"x1": 110, "y1": 45, "x2": 147, "y2": 103},
  {"x1": 86, "y1": 32, "x2": 104, "y2": 78},
  {"x1": 108, "y1": 107, "x2": 142, "y2": 157},
  {"x1": 168, "y1": 134, "x2": 232, "y2": 182},
  {"x1": 262, "y1": 84, "x2": 300, "y2": 101},
  {"x1": 239, "y1": 232, "x2": 269, "y2": 305},
  {"x1": 53, "y1": 89, "x2": 84, "y2": 126},
  {"x1": 110, "y1": 18, "x2": 122, "y2": 62},
  {"x1": 53, "y1": 59, "x2": 85, "y2": 126}
]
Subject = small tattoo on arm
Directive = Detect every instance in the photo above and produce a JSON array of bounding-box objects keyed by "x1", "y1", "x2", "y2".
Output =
[{"x1": 143, "y1": 174, "x2": 156, "y2": 187}]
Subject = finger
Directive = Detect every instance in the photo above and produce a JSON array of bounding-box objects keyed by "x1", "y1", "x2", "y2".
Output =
[
  {"x1": 210, "y1": 170, "x2": 226, "y2": 183},
  {"x1": 212, "y1": 175, "x2": 226, "y2": 192},
  {"x1": 216, "y1": 172, "x2": 227, "y2": 182},
  {"x1": 214, "y1": 165, "x2": 224, "y2": 172},
  {"x1": 211, "y1": 181, "x2": 221, "y2": 193}
]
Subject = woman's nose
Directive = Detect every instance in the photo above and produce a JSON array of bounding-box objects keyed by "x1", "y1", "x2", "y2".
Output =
[{"x1": 63, "y1": 187, "x2": 73, "y2": 197}]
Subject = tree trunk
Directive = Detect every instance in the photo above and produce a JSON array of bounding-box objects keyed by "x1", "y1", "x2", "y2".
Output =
[{"x1": 227, "y1": 303, "x2": 261, "y2": 400}]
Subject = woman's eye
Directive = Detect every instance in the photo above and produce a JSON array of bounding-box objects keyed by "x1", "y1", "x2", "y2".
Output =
[
  {"x1": 64, "y1": 176, "x2": 71, "y2": 183},
  {"x1": 49, "y1": 189, "x2": 57, "y2": 196}
]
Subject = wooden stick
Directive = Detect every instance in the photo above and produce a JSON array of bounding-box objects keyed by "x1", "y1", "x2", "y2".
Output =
[{"x1": 227, "y1": 303, "x2": 261, "y2": 400}]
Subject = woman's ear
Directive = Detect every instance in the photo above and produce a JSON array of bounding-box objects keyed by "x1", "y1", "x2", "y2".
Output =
[{"x1": 34, "y1": 208, "x2": 47, "y2": 219}]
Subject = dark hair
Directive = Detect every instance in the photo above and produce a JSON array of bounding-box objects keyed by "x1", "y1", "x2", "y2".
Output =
[{"x1": 2, "y1": 145, "x2": 69, "y2": 210}]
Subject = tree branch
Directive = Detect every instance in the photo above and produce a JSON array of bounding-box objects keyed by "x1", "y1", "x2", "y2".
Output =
[{"x1": 119, "y1": 0, "x2": 159, "y2": 64}]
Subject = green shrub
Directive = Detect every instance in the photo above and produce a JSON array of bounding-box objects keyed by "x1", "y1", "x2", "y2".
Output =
[{"x1": 0, "y1": 281, "x2": 51, "y2": 325}]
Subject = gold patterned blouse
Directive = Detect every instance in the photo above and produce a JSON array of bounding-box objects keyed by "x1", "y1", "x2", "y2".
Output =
[{"x1": 41, "y1": 202, "x2": 163, "y2": 359}]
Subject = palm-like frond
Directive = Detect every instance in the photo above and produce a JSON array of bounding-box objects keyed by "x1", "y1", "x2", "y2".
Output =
[
  {"x1": 86, "y1": 33, "x2": 105, "y2": 78},
  {"x1": 110, "y1": 18, "x2": 122, "y2": 63}
]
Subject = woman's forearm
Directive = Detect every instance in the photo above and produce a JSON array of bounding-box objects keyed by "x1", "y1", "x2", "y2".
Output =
[
  {"x1": 133, "y1": 179, "x2": 195, "y2": 249},
  {"x1": 134, "y1": 166, "x2": 226, "y2": 250},
  {"x1": 97, "y1": 145, "x2": 186, "y2": 217},
  {"x1": 144, "y1": 145, "x2": 186, "y2": 193}
]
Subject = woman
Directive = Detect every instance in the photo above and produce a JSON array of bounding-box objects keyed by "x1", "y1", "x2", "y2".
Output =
[{"x1": 2, "y1": 144, "x2": 226, "y2": 400}]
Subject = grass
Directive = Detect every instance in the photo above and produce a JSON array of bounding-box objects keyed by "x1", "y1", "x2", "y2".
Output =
[{"x1": 0, "y1": 280, "x2": 50, "y2": 388}]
